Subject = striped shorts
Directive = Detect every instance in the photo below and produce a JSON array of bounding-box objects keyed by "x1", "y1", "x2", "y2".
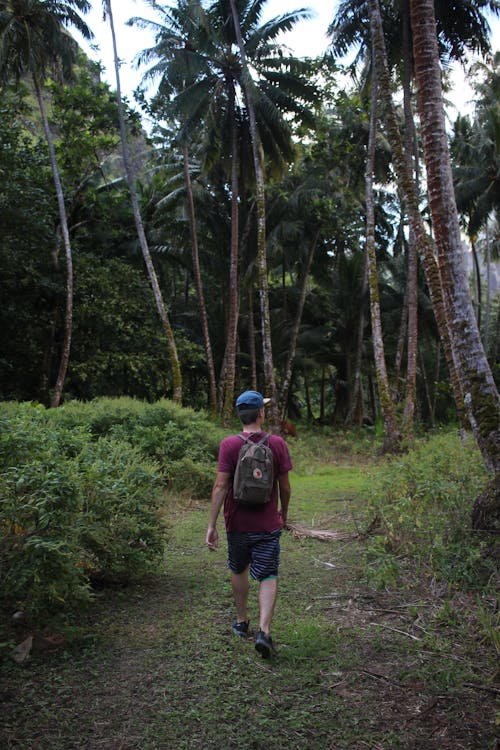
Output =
[{"x1": 226, "y1": 529, "x2": 281, "y2": 582}]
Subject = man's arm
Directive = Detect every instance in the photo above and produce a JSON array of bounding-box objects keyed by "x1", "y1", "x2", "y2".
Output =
[
  {"x1": 206, "y1": 471, "x2": 231, "y2": 550},
  {"x1": 278, "y1": 472, "x2": 291, "y2": 528}
]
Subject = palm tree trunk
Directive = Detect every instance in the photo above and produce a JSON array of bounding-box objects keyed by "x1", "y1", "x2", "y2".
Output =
[
  {"x1": 229, "y1": 0, "x2": 279, "y2": 428},
  {"x1": 471, "y1": 237, "x2": 482, "y2": 328},
  {"x1": 393, "y1": 282, "x2": 408, "y2": 401},
  {"x1": 485, "y1": 223, "x2": 492, "y2": 356},
  {"x1": 320, "y1": 367, "x2": 326, "y2": 422},
  {"x1": 419, "y1": 347, "x2": 435, "y2": 428},
  {"x1": 345, "y1": 248, "x2": 368, "y2": 427},
  {"x1": 222, "y1": 101, "x2": 240, "y2": 426},
  {"x1": 182, "y1": 144, "x2": 217, "y2": 412},
  {"x1": 401, "y1": 0, "x2": 418, "y2": 440},
  {"x1": 366, "y1": 36, "x2": 400, "y2": 453},
  {"x1": 105, "y1": 0, "x2": 182, "y2": 403},
  {"x1": 304, "y1": 370, "x2": 313, "y2": 421},
  {"x1": 369, "y1": 0, "x2": 469, "y2": 436},
  {"x1": 247, "y1": 287, "x2": 258, "y2": 390},
  {"x1": 279, "y1": 232, "x2": 319, "y2": 416},
  {"x1": 410, "y1": 0, "x2": 500, "y2": 529},
  {"x1": 33, "y1": 74, "x2": 72, "y2": 409}
]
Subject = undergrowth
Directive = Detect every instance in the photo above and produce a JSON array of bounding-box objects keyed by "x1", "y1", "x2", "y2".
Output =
[
  {"x1": 360, "y1": 430, "x2": 496, "y2": 592},
  {"x1": 0, "y1": 398, "x2": 226, "y2": 632}
]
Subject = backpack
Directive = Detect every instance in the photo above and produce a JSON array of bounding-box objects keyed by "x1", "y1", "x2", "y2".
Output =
[{"x1": 233, "y1": 433, "x2": 274, "y2": 506}]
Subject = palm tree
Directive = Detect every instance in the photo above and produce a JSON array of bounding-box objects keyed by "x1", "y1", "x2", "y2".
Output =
[
  {"x1": 368, "y1": 0, "x2": 469, "y2": 434},
  {"x1": 0, "y1": 0, "x2": 92, "y2": 407},
  {"x1": 329, "y1": 0, "x2": 499, "y2": 438},
  {"x1": 409, "y1": 0, "x2": 500, "y2": 530},
  {"x1": 229, "y1": 0, "x2": 278, "y2": 426},
  {"x1": 365, "y1": 30, "x2": 400, "y2": 452},
  {"x1": 130, "y1": 0, "x2": 218, "y2": 412},
  {"x1": 132, "y1": 0, "x2": 318, "y2": 424},
  {"x1": 102, "y1": 0, "x2": 182, "y2": 404}
]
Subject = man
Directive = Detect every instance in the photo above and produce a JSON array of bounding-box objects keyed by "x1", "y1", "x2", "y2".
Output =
[{"x1": 206, "y1": 390, "x2": 292, "y2": 658}]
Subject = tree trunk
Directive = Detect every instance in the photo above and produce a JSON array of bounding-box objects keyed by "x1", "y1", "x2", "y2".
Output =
[
  {"x1": 401, "y1": 0, "x2": 418, "y2": 440},
  {"x1": 471, "y1": 237, "x2": 482, "y2": 329},
  {"x1": 33, "y1": 75, "x2": 72, "y2": 409},
  {"x1": 320, "y1": 367, "x2": 326, "y2": 423},
  {"x1": 410, "y1": 0, "x2": 500, "y2": 529},
  {"x1": 345, "y1": 248, "x2": 368, "y2": 426},
  {"x1": 182, "y1": 144, "x2": 217, "y2": 412},
  {"x1": 366, "y1": 34, "x2": 400, "y2": 453},
  {"x1": 484, "y1": 223, "x2": 491, "y2": 356},
  {"x1": 222, "y1": 97, "x2": 240, "y2": 426},
  {"x1": 247, "y1": 287, "x2": 258, "y2": 390},
  {"x1": 419, "y1": 346, "x2": 435, "y2": 428},
  {"x1": 304, "y1": 370, "x2": 313, "y2": 421},
  {"x1": 393, "y1": 282, "x2": 408, "y2": 401},
  {"x1": 369, "y1": 0, "x2": 469, "y2": 436},
  {"x1": 279, "y1": 232, "x2": 319, "y2": 416},
  {"x1": 229, "y1": 0, "x2": 279, "y2": 429},
  {"x1": 105, "y1": 0, "x2": 182, "y2": 403}
]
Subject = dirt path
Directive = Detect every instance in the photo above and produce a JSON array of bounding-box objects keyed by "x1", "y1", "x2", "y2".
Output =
[{"x1": 1, "y1": 467, "x2": 497, "y2": 749}]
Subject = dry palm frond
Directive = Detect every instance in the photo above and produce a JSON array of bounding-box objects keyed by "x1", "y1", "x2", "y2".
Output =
[{"x1": 285, "y1": 516, "x2": 380, "y2": 542}]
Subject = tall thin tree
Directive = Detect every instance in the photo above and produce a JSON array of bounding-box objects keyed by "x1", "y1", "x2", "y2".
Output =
[
  {"x1": 229, "y1": 0, "x2": 279, "y2": 426},
  {"x1": 103, "y1": 0, "x2": 182, "y2": 403},
  {"x1": 0, "y1": 0, "x2": 93, "y2": 407},
  {"x1": 130, "y1": 0, "x2": 218, "y2": 411},
  {"x1": 410, "y1": 0, "x2": 500, "y2": 529},
  {"x1": 365, "y1": 32, "x2": 400, "y2": 452}
]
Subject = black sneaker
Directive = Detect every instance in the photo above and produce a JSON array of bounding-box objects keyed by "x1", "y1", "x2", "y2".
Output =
[
  {"x1": 231, "y1": 620, "x2": 249, "y2": 637},
  {"x1": 255, "y1": 629, "x2": 276, "y2": 658}
]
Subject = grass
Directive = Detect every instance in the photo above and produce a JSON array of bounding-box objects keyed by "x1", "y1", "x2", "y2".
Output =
[{"x1": 1, "y1": 451, "x2": 498, "y2": 750}]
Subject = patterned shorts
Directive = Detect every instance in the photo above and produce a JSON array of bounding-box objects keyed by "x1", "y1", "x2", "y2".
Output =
[{"x1": 226, "y1": 529, "x2": 281, "y2": 581}]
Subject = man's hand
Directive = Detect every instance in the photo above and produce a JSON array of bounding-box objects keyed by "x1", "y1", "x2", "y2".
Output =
[
  {"x1": 206, "y1": 525, "x2": 219, "y2": 550},
  {"x1": 279, "y1": 509, "x2": 288, "y2": 529},
  {"x1": 206, "y1": 472, "x2": 229, "y2": 550}
]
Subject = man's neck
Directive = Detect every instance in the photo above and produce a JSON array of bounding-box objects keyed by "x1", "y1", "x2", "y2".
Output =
[{"x1": 242, "y1": 423, "x2": 263, "y2": 433}]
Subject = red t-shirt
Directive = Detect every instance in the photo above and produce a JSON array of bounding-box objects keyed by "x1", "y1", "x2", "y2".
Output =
[{"x1": 218, "y1": 431, "x2": 293, "y2": 533}]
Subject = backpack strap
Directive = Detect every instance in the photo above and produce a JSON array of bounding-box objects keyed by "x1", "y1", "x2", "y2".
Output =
[{"x1": 238, "y1": 432, "x2": 269, "y2": 445}]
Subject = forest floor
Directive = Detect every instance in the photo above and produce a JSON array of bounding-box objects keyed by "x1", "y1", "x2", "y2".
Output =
[{"x1": 1, "y1": 457, "x2": 498, "y2": 749}]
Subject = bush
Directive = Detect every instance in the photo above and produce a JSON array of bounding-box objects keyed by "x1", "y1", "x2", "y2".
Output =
[
  {"x1": 45, "y1": 397, "x2": 224, "y2": 496},
  {"x1": 361, "y1": 431, "x2": 493, "y2": 589},
  {"x1": 0, "y1": 411, "x2": 93, "y2": 622},
  {"x1": 0, "y1": 397, "x2": 223, "y2": 628},
  {"x1": 74, "y1": 437, "x2": 163, "y2": 582}
]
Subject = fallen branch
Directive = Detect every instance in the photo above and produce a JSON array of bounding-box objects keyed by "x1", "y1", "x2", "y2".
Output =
[
  {"x1": 286, "y1": 516, "x2": 380, "y2": 542},
  {"x1": 370, "y1": 622, "x2": 421, "y2": 641},
  {"x1": 286, "y1": 523, "x2": 359, "y2": 541},
  {"x1": 463, "y1": 682, "x2": 500, "y2": 696}
]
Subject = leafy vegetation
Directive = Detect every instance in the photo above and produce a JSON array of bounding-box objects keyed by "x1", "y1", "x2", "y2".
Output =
[
  {"x1": 361, "y1": 431, "x2": 496, "y2": 590},
  {"x1": 1, "y1": 430, "x2": 497, "y2": 749},
  {"x1": 0, "y1": 398, "x2": 226, "y2": 629}
]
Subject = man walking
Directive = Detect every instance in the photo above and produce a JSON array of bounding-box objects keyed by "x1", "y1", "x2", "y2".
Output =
[{"x1": 206, "y1": 390, "x2": 292, "y2": 658}]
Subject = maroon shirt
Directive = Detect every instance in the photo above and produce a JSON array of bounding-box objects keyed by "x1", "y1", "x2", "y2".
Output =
[{"x1": 218, "y1": 431, "x2": 293, "y2": 533}]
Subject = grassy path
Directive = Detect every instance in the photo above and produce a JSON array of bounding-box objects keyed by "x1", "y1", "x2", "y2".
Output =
[{"x1": 1, "y1": 462, "x2": 497, "y2": 749}]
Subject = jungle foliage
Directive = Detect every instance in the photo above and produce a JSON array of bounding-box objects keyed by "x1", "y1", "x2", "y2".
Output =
[{"x1": 0, "y1": 397, "x2": 225, "y2": 628}]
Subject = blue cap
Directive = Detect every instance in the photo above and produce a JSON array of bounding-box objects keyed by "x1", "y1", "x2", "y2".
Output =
[{"x1": 235, "y1": 390, "x2": 271, "y2": 411}]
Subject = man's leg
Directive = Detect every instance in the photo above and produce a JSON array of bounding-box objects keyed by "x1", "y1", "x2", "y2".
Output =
[
  {"x1": 231, "y1": 567, "x2": 250, "y2": 623},
  {"x1": 258, "y1": 577, "x2": 278, "y2": 634}
]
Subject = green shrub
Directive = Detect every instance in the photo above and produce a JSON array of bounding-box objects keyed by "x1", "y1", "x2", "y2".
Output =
[
  {"x1": 0, "y1": 416, "x2": 92, "y2": 622},
  {"x1": 0, "y1": 401, "x2": 173, "y2": 627},
  {"x1": 44, "y1": 397, "x2": 224, "y2": 481},
  {"x1": 361, "y1": 431, "x2": 493, "y2": 589},
  {"x1": 75, "y1": 437, "x2": 163, "y2": 582},
  {"x1": 0, "y1": 397, "x2": 226, "y2": 627}
]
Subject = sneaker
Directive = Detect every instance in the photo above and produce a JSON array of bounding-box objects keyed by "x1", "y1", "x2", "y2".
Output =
[
  {"x1": 255, "y1": 629, "x2": 276, "y2": 659},
  {"x1": 231, "y1": 620, "x2": 249, "y2": 637}
]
